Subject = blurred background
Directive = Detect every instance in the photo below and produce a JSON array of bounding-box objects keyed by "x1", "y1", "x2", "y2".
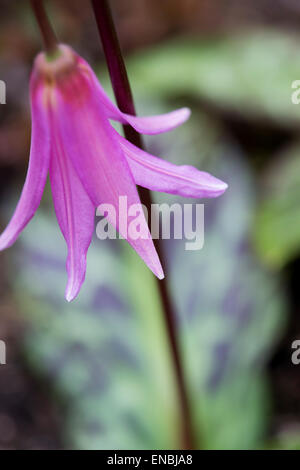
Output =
[{"x1": 0, "y1": 0, "x2": 300, "y2": 450}]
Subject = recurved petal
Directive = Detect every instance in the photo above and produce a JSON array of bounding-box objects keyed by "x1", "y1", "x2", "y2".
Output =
[
  {"x1": 116, "y1": 132, "x2": 228, "y2": 198},
  {"x1": 77, "y1": 55, "x2": 190, "y2": 135},
  {"x1": 0, "y1": 73, "x2": 50, "y2": 250},
  {"x1": 120, "y1": 107, "x2": 191, "y2": 135},
  {"x1": 49, "y1": 120, "x2": 95, "y2": 302},
  {"x1": 54, "y1": 74, "x2": 164, "y2": 281}
]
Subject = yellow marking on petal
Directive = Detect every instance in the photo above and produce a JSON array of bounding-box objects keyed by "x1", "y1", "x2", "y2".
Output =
[{"x1": 39, "y1": 83, "x2": 57, "y2": 110}]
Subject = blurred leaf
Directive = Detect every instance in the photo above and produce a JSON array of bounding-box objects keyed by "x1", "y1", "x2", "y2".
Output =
[
  {"x1": 125, "y1": 30, "x2": 300, "y2": 127},
  {"x1": 7, "y1": 198, "x2": 180, "y2": 449},
  {"x1": 151, "y1": 121, "x2": 287, "y2": 449},
  {"x1": 2, "y1": 72, "x2": 288, "y2": 449},
  {"x1": 254, "y1": 144, "x2": 300, "y2": 268},
  {"x1": 265, "y1": 431, "x2": 300, "y2": 450}
]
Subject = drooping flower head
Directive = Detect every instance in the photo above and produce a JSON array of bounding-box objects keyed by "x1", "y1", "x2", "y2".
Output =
[{"x1": 0, "y1": 45, "x2": 227, "y2": 301}]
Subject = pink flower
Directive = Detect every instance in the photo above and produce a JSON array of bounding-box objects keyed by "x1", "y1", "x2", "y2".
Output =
[{"x1": 0, "y1": 45, "x2": 227, "y2": 301}]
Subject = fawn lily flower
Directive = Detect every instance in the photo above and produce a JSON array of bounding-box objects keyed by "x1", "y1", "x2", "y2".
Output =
[{"x1": 0, "y1": 45, "x2": 227, "y2": 301}]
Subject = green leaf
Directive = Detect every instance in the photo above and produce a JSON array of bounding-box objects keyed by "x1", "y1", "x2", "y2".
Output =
[
  {"x1": 9, "y1": 205, "x2": 180, "y2": 449},
  {"x1": 150, "y1": 118, "x2": 287, "y2": 449},
  {"x1": 125, "y1": 30, "x2": 300, "y2": 127},
  {"x1": 254, "y1": 144, "x2": 300, "y2": 268},
  {"x1": 3, "y1": 95, "x2": 287, "y2": 450},
  {"x1": 265, "y1": 431, "x2": 300, "y2": 450}
]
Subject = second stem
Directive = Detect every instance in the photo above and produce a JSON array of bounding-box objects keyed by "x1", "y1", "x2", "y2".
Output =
[{"x1": 91, "y1": 0, "x2": 195, "y2": 449}]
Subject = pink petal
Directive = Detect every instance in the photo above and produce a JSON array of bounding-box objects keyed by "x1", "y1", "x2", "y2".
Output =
[
  {"x1": 54, "y1": 73, "x2": 164, "y2": 281},
  {"x1": 0, "y1": 73, "x2": 50, "y2": 250},
  {"x1": 77, "y1": 54, "x2": 190, "y2": 135},
  {"x1": 49, "y1": 117, "x2": 95, "y2": 302},
  {"x1": 77, "y1": 55, "x2": 123, "y2": 120},
  {"x1": 116, "y1": 132, "x2": 228, "y2": 198},
  {"x1": 121, "y1": 108, "x2": 191, "y2": 135}
]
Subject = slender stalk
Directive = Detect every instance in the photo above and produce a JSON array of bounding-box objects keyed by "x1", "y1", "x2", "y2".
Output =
[
  {"x1": 30, "y1": 0, "x2": 58, "y2": 55},
  {"x1": 91, "y1": 0, "x2": 195, "y2": 449}
]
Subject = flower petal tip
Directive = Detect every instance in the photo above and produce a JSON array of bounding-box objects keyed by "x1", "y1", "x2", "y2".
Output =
[
  {"x1": 122, "y1": 107, "x2": 192, "y2": 135},
  {"x1": 203, "y1": 174, "x2": 228, "y2": 198},
  {"x1": 181, "y1": 107, "x2": 191, "y2": 121},
  {"x1": 160, "y1": 106, "x2": 191, "y2": 131},
  {"x1": 65, "y1": 285, "x2": 80, "y2": 303},
  {"x1": 217, "y1": 180, "x2": 229, "y2": 195},
  {"x1": 65, "y1": 292, "x2": 75, "y2": 303},
  {"x1": 153, "y1": 266, "x2": 165, "y2": 280}
]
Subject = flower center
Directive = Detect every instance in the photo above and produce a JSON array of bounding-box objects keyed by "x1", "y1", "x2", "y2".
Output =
[{"x1": 34, "y1": 44, "x2": 77, "y2": 84}]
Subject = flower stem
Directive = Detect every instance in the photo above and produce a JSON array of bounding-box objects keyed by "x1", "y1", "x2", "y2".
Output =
[
  {"x1": 91, "y1": 0, "x2": 195, "y2": 450},
  {"x1": 30, "y1": 0, "x2": 58, "y2": 55}
]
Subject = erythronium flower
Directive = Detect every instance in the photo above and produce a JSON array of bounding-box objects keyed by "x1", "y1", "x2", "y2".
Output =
[{"x1": 0, "y1": 45, "x2": 228, "y2": 301}]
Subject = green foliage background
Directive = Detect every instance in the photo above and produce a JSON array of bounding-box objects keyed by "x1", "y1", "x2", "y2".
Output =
[{"x1": 2, "y1": 29, "x2": 300, "y2": 449}]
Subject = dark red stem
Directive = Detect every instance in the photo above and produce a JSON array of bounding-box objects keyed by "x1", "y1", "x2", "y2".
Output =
[
  {"x1": 91, "y1": 0, "x2": 195, "y2": 450},
  {"x1": 30, "y1": 0, "x2": 58, "y2": 55}
]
